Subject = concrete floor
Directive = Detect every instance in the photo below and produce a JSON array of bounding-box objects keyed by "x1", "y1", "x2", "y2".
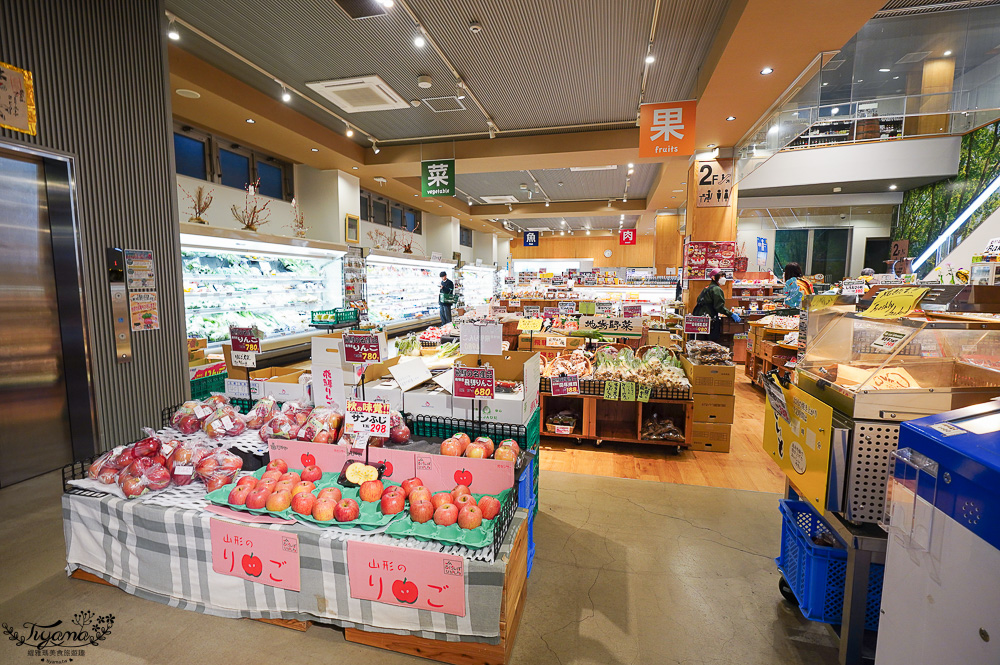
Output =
[{"x1": 0, "y1": 470, "x2": 840, "y2": 665}]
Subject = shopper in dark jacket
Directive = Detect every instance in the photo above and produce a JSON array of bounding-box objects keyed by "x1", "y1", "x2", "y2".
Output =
[
  {"x1": 439, "y1": 271, "x2": 455, "y2": 324},
  {"x1": 692, "y1": 268, "x2": 741, "y2": 342}
]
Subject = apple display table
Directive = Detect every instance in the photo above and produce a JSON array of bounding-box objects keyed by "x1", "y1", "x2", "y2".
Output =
[{"x1": 63, "y1": 486, "x2": 527, "y2": 665}]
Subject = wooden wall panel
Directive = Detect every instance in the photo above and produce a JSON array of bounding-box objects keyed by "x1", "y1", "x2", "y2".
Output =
[
  {"x1": 654, "y1": 214, "x2": 682, "y2": 275},
  {"x1": 510, "y1": 235, "x2": 655, "y2": 267}
]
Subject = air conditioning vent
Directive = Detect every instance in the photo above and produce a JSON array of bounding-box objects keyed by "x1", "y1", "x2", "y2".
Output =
[
  {"x1": 896, "y1": 51, "x2": 932, "y2": 64},
  {"x1": 481, "y1": 195, "x2": 520, "y2": 204},
  {"x1": 526, "y1": 227, "x2": 550, "y2": 232},
  {"x1": 332, "y1": 0, "x2": 388, "y2": 19},
  {"x1": 422, "y1": 96, "x2": 466, "y2": 113},
  {"x1": 306, "y1": 75, "x2": 409, "y2": 113}
]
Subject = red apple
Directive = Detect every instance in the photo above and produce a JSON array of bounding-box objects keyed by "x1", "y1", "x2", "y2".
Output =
[
  {"x1": 465, "y1": 443, "x2": 488, "y2": 459},
  {"x1": 440, "y1": 438, "x2": 462, "y2": 456},
  {"x1": 359, "y1": 479, "x2": 384, "y2": 502},
  {"x1": 119, "y1": 475, "x2": 147, "y2": 498},
  {"x1": 133, "y1": 436, "x2": 161, "y2": 458},
  {"x1": 236, "y1": 475, "x2": 257, "y2": 489},
  {"x1": 453, "y1": 432, "x2": 471, "y2": 452},
  {"x1": 458, "y1": 505, "x2": 483, "y2": 530},
  {"x1": 301, "y1": 465, "x2": 323, "y2": 483},
  {"x1": 245, "y1": 487, "x2": 271, "y2": 510},
  {"x1": 494, "y1": 445, "x2": 518, "y2": 462},
  {"x1": 255, "y1": 478, "x2": 278, "y2": 493},
  {"x1": 380, "y1": 491, "x2": 406, "y2": 515},
  {"x1": 408, "y1": 486, "x2": 432, "y2": 504},
  {"x1": 145, "y1": 464, "x2": 172, "y2": 491},
  {"x1": 431, "y1": 492, "x2": 453, "y2": 509},
  {"x1": 317, "y1": 487, "x2": 342, "y2": 503},
  {"x1": 261, "y1": 469, "x2": 282, "y2": 482},
  {"x1": 389, "y1": 424, "x2": 410, "y2": 444},
  {"x1": 291, "y1": 480, "x2": 316, "y2": 497},
  {"x1": 478, "y1": 495, "x2": 501, "y2": 520},
  {"x1": 434, "y1": 503, "x2": 459, "y2": 526},
  {"x1": 312, "y1": 497, "x2": 336, "y2": 521},
  {"x1": 278, "y1": 471, "x2": 301, "y2": 485},
  {"x1": 266, "y1": 490, "x2": 292, "y2": 512},
  {"x1": 204, "y1": 474, "x2": 234, "y2": 492},
  {"x1": 291, "y1": 490, "x2": 317, "y2": 515},
  {"x1": 382, "y1": 485, "x2": 405, "y2": 499},
  {"x1": 409, "y1": 500, "x2": 434, "y2": 524},
  {"x1": 274, "y1": 480, "x2": 296, "y2": 495},
  {"x1": 500, "y1": 439, "x2": 521, "y2": 456},
  {"x1": 175, "y1": 414, "x2": 200, "y2": 434},
  {"x1": 266, "y1": 459, "x2": 288, "y2": 474},
  {"x1": 334, "y1": 498, "x2": 360, "y2": 522},
  {"x1": 454, "y1": 494, "x2": 476, "y2": 509},
  {"x1": 474, "y1": 437, "x2": 495, "y2": 458},
  {"x1": 401, "y1": 477, "x2": 424, "y2": 497},
  {"x1": 451, "y1": 485, "x2": 472, "y2": 501},
  {"x1": 97, "y1": 468, "x2": 118, "y2": 485},
  {"x1": 228, "y1": 485, "x2": 252, "y2": 506}
]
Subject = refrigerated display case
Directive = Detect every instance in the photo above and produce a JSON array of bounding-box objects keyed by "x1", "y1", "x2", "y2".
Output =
[
  {"x1": 180, "y1": 223, "x2": 346, "y2": 350},
  {"x1": 365, "y1": 249, "x2": 456, "y2": 333},
  {"x1": 460, "y1": 265, "x2": 497, "y2": 309},
  {"x1": 572, "y1": 284, "x2": 682, "y2": 316}
]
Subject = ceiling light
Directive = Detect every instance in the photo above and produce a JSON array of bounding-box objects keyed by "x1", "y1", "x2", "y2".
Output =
[
  {"x1": 760, "y1": 67, "x2": 773, "y2": 75},
  {"x1": 414, "y1": 33, "x2": 426, "y2": 48},
  {"x1": 558, "y1": 181, "x2": 564, "y2": 187},
  {"x1": 893, "y1": 76, "x2": 900, "y2": 80},
  {"x1": 857, "y1": 79, "x2": 864, "y2": 83},
  {"x1": 726, "y1": 116, "x2": 735, "y2": 121},
  {"x1": 831, "y1": 107, "x2": 839, "y2": 115},
  {"x1": 167, "y1": 21, "x2": 180, "y2": 41},
  {"x1": 560, "y1": 230, "x2": 565, "y2": 236},
  {"x1": 889, "y1": 184, "x2": 897, "y2": 190},
  {"x1": 943, "y1": 50, "x2": 952, "y2": 56},
  {"x1": 545, "y1": 201, "x2": 550, "y2": 207},
  {"x1": 586, "y1": 229, "x2": 591, "y2": 235},
  {"x1": 488, "y1": 122, "x2": 496, "y2": 139},
  {"x1": 413, "y1": 194, "x2": 418, "y2": 197},
  {"x1": 468, "y1": 197, "x2": 473, "y2": 204},
  {"x1": 281, "y1": 87, "x2": 291, "y2": 102},
  {"x1": 620, "y1": 214, "x2": 625, "y2": 220},
  {"x1": 352, "y1": 166, "x2": 358, "y2": 169},
  {"x1": 627, "y1": 163, "x2": 634, "y2": 168},
  {"x1": 371, "y1": 139, "x2": 380, "y2": 154},
  {"x1": 879, "y1": 68, "x2": 891, "y2": 73},
  {"x1": 833, "y1": 186, "x2": 841, "y2": 192},
  {"x1": 245, "y1": 118, "x2": 255, "y2": 124},
  {"x1": 346, "y1": 126, "x2": 355, "y2": 137},
  {"x1": 822, "y1": 82, "x2": 829, "y2": 86},
  {"x1": 708, "y1": 143, "x2": 717, "y2": 147},
  {"x1": 680, "y1": 181, "x2": 686, "y2": 185},
  {"x1": 561, "y1": 219, "x2": 565, "y2": 225},
  {"x1": 508, "y1": 204, "x2": 513, "y2": 212},
  {"x1": 645, "y1": 54, "x2": 655, "y2": 64},
  {"x1": 622, "y1": 196, "x2": 627, "y2": 203},
  {"x1": 175, "y1": 89, "x2": 200, "y2": 99},
  {"x1": 379, "y1": 0, "x2": 394, "y2": 7},
  {"x1": 311, "y1": 148, "x2": 319, "y2": 152},
  {"x1": 456, "y1": 80, "x2": 466, "y2": 100}
]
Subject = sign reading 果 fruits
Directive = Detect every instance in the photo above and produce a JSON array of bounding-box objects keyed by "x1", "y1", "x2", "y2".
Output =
[
  {"x1": 453, "y1": 366, "x2": 495, "y2": 399},
  {"x1": 346, "y1": 400, "x2": 390, "y2": 436},
  {"x1": 343, "y1": 332, "x2": 381, "y2": 363}
]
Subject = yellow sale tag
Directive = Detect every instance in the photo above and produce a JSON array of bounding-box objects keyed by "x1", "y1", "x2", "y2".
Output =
[
  {"x1": 517, "y1": 318, "x2": 543, "y2": 331},
  {"x1": 637, "y1": 384, "x2": 651, "y2": 402},
  {"x1": 859, "y1": 287, "x2": 929, "y2": 320},
  {"x1": 620, "y1": 381, "x2": 636, "y2": 401},
  {"x1": 603, "y1": 381, "x2": 620, "y2": 401},
  {"x1": 808, "y1": 294, "x2": 838, "y2": 312}
]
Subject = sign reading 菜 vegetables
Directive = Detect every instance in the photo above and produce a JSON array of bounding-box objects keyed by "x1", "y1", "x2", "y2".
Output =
[
  {"x1": 421, "y1": 159, "x2": 455, "y2": 197},
  {"x1": 453, "y1": 365, "x2": 495, "y2": 399},
  {"x1": 859, "y1": 287, "x2": 929, "y2": 320},
  {"x1": 343, "y1": 332, "x2": 382, "y2": 363}
]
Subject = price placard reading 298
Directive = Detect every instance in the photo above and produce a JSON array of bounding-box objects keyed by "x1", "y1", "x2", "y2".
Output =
[
  {"x1": 343, "y1": 332, "x2": 381, "y2": 363},
  {"x1": 453, "y1": 366, "x2": 496, "y2": 399},
  {"x1": 346, "y1": 400, "x2": 391, "y2": 436}
]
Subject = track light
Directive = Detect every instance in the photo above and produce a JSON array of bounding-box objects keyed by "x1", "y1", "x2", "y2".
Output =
[
  {"x1": 346, "y1": 126, "x2": 355, "y2": 137},
  {"x1": 280, "y1": 86, "x2": 291, "y2": 103},
  {"x1": 545, "y1": 200, "x2": 550, "y2": 207},
  {"x1": 561, "y1": 219, "x2": 566, "y2": 225},
  {"x1": 371, "y1": 139, "x2": 380, "y2": 154},
  {"x1": 507, "y1": 204, "x2": 513, "y2": 212},
  {"x1": 560, "y1": 230, "x2": 565, "y2": 236},
  {"x1": 488, "y1": 122, "x2": 496, "y2": 139},
  {"x1": 622, "y1": 196, "x2": 627, "y2": 203},
  {"x1": 456, "y1": 80, "x2": 466, "y2": 100},
  {"x1": 586, "y1": 230, "x2": 591, "y2": 235},
  {"x1": 645, "y1": 55, "x2": 655, "y2": 64},
  {"x1": 627, "y1": 168, "x2": 634, "y2": 175},
  {"x1": 608, "y1": 199, "x2": 613, "y2": 208},
  {"x1": 627, "y1": 163, "x2": 634, "y2": 168},
  {"x1": 167, "y1": 21, "x2": 180, "y2": 41}
]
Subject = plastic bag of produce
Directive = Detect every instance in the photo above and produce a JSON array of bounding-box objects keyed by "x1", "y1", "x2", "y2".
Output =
[
  {"x1": 281, "y1": 401, "x2": 313, "y2": 426},
  {"x1": 204, "y1": 393, "x2": 230, "y2": 408},
  {"x1": 259, "y1": 412, "x2": 298, "y2": 442},
  {"x1": 171, "y1": 400, "x2": 211, "y2": 433},
  {"x1": 194, "y1": 449, "x2": 243, "y2": 491},
  {"x1": 87, "y1": 449, "x2": 122, "y2": 484},
  {"x1": 117, "y1": 457, "x2": 173, "y2": 498},
  {"x1": 165, "y1": 440, "x2": 213, "y2": 486},
  {"x1": 244, "y1": 395, "x2": 278, "y2": 429},
  {"x1": 202, "y1": 404, "x2": 248, "y2": 438},
  {"x1": 296, "y1": 406, "x2": 342, "y2": 443}
]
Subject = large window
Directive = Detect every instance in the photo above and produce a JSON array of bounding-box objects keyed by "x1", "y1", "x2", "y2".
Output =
[
  {"x1": 460, "y1": 226, "x2": 473, "y2": 247},
  {"x1": 358, "y1": 188, "x2": 422, "y2": 233},
  {"x1": 172, "y1": 122, "x2": 293, "y2": 201},
  {"x1": 774, "y1": 228, "x2": 851, "y2": 280}
]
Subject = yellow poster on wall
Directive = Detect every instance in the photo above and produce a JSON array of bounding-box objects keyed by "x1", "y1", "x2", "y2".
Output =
[{"x1": 762, "y1": 379, "x2": 834, "y2": 512}]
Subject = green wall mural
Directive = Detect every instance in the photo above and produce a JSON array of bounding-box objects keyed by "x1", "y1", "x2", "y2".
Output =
[{"x1": 894, "y1": 119, "x2": 1000, "y2": 273}]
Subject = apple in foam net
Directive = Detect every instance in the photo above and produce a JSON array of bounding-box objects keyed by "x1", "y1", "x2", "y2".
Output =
[
  {"x1": 458, "y1": 505, "x2": 483, "y2": 530},
  {"x1": 312, "y1": 497, "x2": 336, "y2": 521},
  {"x1": 380, "y1": 491, "x2": 406, "y2": 515},
  {"x1": 431, "y1": 492, "x2": 453, "y2": 509},
  {"x1": 440, "y1": 438, "x2": 462, "y2": 456},
  {"x1": 334, "y1": 498, "x2": 360, "y2": 522},
  {"x1": 401, "y1": 477, "x2": 424, "y2": 497},
  {"x1": 318, "y1": 487, "x2": 342, "y2": 502},
  {"x1": 266, "y1": 490, "x2": 292, "y2": 512},
  {"x1": 290, "y1": 490, "x2": 317, "y2": 515},
  {"x1": 301, "y1": 465, "x2": 323, "y2": 483},
  {"x1": 245, "y1": 487, "x2": 271, "y2": 510},
  {"x1": 433, "y1": 503, "x2": 459, "y2": 526},
  {"x1": 266, "y1": 459, "x2": 288, "y2": 474},
  {"x1": 478, "y1": 495, "x2": 501, "y2": 520},
  {"x1": 409, "y1": 500, "x2": 434, "y2": 524},
  {"x1": 228, "y1": 485, "x2": 252, "y2": 506},
  {"x1": 291, "y1": 480, "x2": 316, "y2": 497},
  {"x1": 358, "y1": 479, "x2": 384, "y2": 502},
  {"x1": 454, "y1": 494, "x2": 476, "y2": 509},
  {"x1": 408, "y1": 486, "x2": 432, "y2": 504}
]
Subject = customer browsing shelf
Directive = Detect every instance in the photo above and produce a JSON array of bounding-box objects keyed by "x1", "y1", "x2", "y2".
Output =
[{"x1": 692, "y1": 268, "x2": 741, "y2": 342}]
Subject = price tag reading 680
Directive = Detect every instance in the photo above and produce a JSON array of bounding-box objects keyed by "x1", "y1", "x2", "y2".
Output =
[
  {"x1": 343, "y1": 332, "x2": 381, "y2": 363},
  {"x1": 453, "y1": 366, "x2": 496, "y2": 399}
]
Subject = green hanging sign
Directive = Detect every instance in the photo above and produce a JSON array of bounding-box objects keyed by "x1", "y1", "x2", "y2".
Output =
[{"x1": 421, "y1": 159, "x2": 456, "y2": 197}]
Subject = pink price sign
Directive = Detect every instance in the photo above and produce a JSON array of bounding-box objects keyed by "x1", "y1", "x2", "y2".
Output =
[
  {"x1": 684, "y1": 315, "x2": 711, "y2": 334},
  {"x1": 229, "y1": 327, "x2": 260, "y2": 353},
  {"x1": 622, "y1": 304, "x2": 642, "y2": 318},
  {"x1": 210, "y1": 519, "x2": 300, "y2": 591},
  {"x1": 551, "y1": 375, "x2": 580, "y2": 396},
  {"x1": 347, "y1": 540, "x2": 466, "y2": 616},
  {"x1": 453, "y1": 366, "x2": 495, "y2": 399},
  {"x1": 343, "y1": 332, "x2": 381, "y2": 363}
]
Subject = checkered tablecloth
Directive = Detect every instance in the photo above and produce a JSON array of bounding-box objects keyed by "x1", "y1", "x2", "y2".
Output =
[{"x1": 63, "y1": 491, "x2": 525, "y2": 642}]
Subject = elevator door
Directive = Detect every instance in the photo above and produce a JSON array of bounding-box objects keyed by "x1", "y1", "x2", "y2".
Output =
[{"x1": 0, "y1": 150, "x2": 73, "y2": 485}]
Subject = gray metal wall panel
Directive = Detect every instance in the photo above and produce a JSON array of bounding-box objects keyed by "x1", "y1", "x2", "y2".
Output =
[{"x1": 1, "y1": 0, "x2": 187, "y2": 450}]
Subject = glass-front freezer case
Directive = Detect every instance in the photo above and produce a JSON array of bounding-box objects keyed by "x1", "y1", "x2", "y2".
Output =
[
  {"x1": 180, "y1": 223, "x2": 346, "y2": 349},
  {"x1": 365, "y1": 249, "x2": 457, "y2": 333}
]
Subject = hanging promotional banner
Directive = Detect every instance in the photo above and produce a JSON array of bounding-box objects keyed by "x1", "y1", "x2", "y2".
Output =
[
  {"x1": 619, "y1": 229, "x2": 636, "y2": 245},
  {"x1": 421, "y1": 159, "x2": 455, "y2": 197},
  {"x1": 756, "y1": 236, "x2": 768, "y2": 269},
  {"x1": 523, "y1": 231, "x2": 539, "y2": 247},
  {"x1": 695, "y1": 160, "x2": 733, "y2": 207},
  {"x1": 638, "y1": 100, "x2": 697, "y2": 158}
]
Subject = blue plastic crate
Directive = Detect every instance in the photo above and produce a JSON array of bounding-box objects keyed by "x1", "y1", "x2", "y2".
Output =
[
  {"x1": 526, "y1": 504, "x2": 536, "y2": 578},
  {"x1": 776, "y1": 499, "x2": 883, "y2": 631},
  {"x1": 517, "y1": 456, "x2": 537, "y2": 512}
]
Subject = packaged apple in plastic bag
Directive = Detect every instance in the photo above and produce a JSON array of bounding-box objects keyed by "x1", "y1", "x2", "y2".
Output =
[
  {"x1": 202, "y1": 404, "x2": 248, "y2": 439},
  {"x1": 132, "y1": 427, "x2": 165, "y2": 458},
  {"x1": 245, "y1": 395, "x2": 278, "y2": 429},
  {"x1": 204, "y1": 393, "x2": 230, "y2": 408},
  {"x1": 105, "y1": 443, "x2": 138, "y2": 470},
  {"x1": 165, "y1": 440, "x2": 212, "y2": 486},
  {"x1": 117, "y1": 457, "x2": 172, "y2": 499},
  {"x1": 280, "y1": 401, "x2": 313, "y2": 427},
  {"x1": 259, "y1": 412, "x2": 298, "y2": 442},
  {"x1": 296, "y1": 406, "x2": 334, "y2": 443},
  {"x1": 88, "y1": 448, "x2": 121, "y2": 484},
  {"x1": 194, "y1": 449, "x2": 243, "y2": 491},
  {"x1": 170, "y1": 400, "x2": 208, "y2": 433}
]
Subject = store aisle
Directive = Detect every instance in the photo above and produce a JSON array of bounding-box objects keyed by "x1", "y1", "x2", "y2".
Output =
[
  {"x1": 1, "y1": 470, "x2": 834, "y2": 665},
  {"x1": 539, "y1": 374, "x2": 785, "y2": 493}
]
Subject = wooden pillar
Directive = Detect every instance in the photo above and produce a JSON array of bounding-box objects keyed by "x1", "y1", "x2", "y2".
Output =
[
  {"x1": 654, "y1": 213, "x2": 682, "y2": 275},
  {"x1": 683, "y1": 159, "x2": 738, "y2": 313}
]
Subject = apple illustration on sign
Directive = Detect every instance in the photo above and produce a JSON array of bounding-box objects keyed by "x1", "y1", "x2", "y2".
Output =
[
  {"x1": 381, "y1": 460, "x2": 394, "y2": 476},
  {"x1": 241, "y1": 553, "x2": 263, "y2": 577},
  {"x1": 392, "y1": 578, "x2": 419, "y2": 604},
  {"x1": 301, "y1": 452, "x2": 316, "y2": 467},
  {"x1": 454, "y1": 469, "x2": 473, "y2": 486}
]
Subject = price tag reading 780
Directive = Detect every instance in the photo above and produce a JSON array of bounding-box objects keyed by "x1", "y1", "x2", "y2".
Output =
[
  {"x1": 343, "y1": 333, "x2": 381, "y2": 363},
  {"x1": 346, "y1": 400, "x2": 391, "y2": 436},
  {"x1": 453, "y1": 366, "x2": 496, "y2": 399}
]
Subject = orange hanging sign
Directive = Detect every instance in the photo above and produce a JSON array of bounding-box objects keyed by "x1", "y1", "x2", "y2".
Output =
[{"x1": 639, "y1": 100, "x2": 697, "y2": 158}]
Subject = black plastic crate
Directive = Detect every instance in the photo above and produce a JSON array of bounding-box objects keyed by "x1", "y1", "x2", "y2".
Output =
[
  {"x1": 539, "y1": 377, "x2": 551, "y2": 393},
  {"x1": 580, "y1": 379, "x2": 604, "y2": 395},
  {"x1": 650, "y1": 385, "x2": 692, "y2": 400},
  {"x1": 407, "y1": 411, "x2": 539, "y2": 454}
]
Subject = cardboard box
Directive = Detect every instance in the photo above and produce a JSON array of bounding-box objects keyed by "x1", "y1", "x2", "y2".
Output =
[
  {"x1": 692, "y1": 394, "x2": 735, "y2": 424},
  {"x1": 188, "y1": 348, "x2": 206, "y2": 361},
  {"x1": 681, "y1": 355, "x2": 736, "y2": 395},
  {"x1": 647, "y1": 330, "x2": 681, "y2": 347},
  {"x1": 517, "y1": 333, "x2": 584, "y2": 352},
  {"x1": 188, "y1": 359, "x2": 226, "y2": 380},
  {"x1": 404, "y1": 383, "x2": 452, "y2": 417},
  {"x1": 187, "y1": 337, "x2": 208, "y2": 351},
  {"x1": 452, "y1": 351, "x2": 541, "y2": 425},
  {"x1": 225, "y1": 369, "x2": 309, "y2": 401},
  {"x1": 689, "y1": 421, "x2": 732, "y2": 452}
]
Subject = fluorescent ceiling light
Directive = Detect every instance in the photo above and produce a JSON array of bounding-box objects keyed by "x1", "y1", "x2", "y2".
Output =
[
  {"x1": 879, "y1": 68, "x2": 890, "y2": 73},
  {"x1": 570, "y1": 165, "x2": 617, "y2": 171},
  {"x1": 913, "y1": 172, "x2": 1000, "y2": 269},
  {"x1": 180, "y1": 233, "x2": 345, "y2": 259}
]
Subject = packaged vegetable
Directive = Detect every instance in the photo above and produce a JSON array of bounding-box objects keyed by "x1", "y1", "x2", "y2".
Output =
[{"x1": 245, "y1": 396, "x2": 278, "y2": 429}]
